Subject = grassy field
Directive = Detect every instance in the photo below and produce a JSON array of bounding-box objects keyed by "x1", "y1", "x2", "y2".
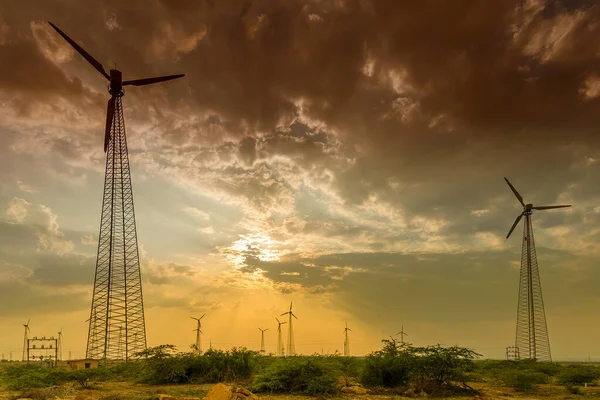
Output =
[
  {"x1": 4, "y1": 378, "x2": 600, "y2": 400},
  {"x1": 2, "y1": 342, "x2": 600, "y2": 399}
]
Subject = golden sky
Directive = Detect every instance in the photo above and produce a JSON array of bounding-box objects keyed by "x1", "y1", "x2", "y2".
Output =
[{"x1": 1, "y1": 0, "x2": 600, "y2": 360}]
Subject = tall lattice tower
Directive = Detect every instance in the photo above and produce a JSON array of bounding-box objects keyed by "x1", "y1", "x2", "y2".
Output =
[
  {"x1": 504, "y1": 177, "x2": 571, "y2": 362},
  {"x1": 86, "y1": 94, "x2": 146, "y2": 361},
  {"x1": 515, "y1": 213, "x2": 551, "y2": 361},
  {"x1": 48, "y1": 22, "x2": 184, "y2": 362}
]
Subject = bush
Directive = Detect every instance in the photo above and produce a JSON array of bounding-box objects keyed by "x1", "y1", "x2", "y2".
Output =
[
  {"x1": 1, "y1": 365, "x2": 64, "y2": 390},
  {"x1": 496, "y1": 370, "x2": 549, "y2": 391},
  {"x1": 135, "y1": 345, "x2": 258, "y2": 384},
  {"x1": 360, "y1": 340, "x2": 414, "y2": 387},
  {"x1": 412, "y1": 344, "x2": 480, "y2": 388},
  {"x1": 250, "y1": 359, "x2": 337, "y2": 395},
  {"x1": 557, "y1": 365, "x2": 600, "y2": 386},
  {"x1": 359, "y1": 338, "x2": 480, "y2": 390}
]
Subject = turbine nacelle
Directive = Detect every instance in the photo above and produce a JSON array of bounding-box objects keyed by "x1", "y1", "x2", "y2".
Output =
[{"x1": 109, "y1": 69, "x2": 124, "y2": 96}]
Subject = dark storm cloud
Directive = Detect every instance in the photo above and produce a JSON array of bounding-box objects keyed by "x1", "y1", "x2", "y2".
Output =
[{"x1": 2, "y1": 0, "x2": 600, "y2": 293}]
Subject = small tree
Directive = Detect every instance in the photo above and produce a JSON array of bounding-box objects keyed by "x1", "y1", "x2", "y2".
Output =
[
  {"x1": 359, "y1": 338, "x2": 415, "y2": 387},
  {"x1": 411, "y1": 345, "x2": 481, "y2": 389}
]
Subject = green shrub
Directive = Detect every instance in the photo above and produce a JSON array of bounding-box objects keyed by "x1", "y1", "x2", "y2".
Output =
[
  {"x1": 135, "y1": 345, "x2": 258, "y2": 384},
  {"x1": 557, "y1": 365, "x2": 600, "y2": 386},
  {"x1": 359, "y1": 340, "x2": 414, "y2": 387},
  {"x1": 250, "y1": 359, "x2": 337, "y2": 395},
  {"x1": 496, "y1": 370, "x2": 549, "y2": 391},
  {"x1": 1, "y1": 365, "x2": 64, "y2": 390},
  {"x1": 359, "y1": 339, "x2": 480, "y2": 390}
]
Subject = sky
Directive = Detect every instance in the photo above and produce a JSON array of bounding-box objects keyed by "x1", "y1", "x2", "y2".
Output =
[{"x1": 1, "y1": 0, "x2": 600, "y2": 361}]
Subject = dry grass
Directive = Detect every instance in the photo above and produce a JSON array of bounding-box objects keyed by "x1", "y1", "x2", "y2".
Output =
[{"x1": 4, "y1": 380, "x2": 600, "y2": 400}]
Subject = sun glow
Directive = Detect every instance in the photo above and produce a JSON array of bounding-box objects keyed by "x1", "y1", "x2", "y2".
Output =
[{"x1": 224, "y1": 232, "x2": 282, "y2": 269}]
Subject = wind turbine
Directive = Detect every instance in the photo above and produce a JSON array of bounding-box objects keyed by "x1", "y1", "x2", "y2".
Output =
[
  {"x1": 504, "y1": 177, "x2": 571, "y2": 361},
  {"x1": 57, "y1": 327, "x2": 63, "y2": 361},
  {"x1": 280, "y1": 302, "x2": 298, "y2": 356},
  {"x1": 22, "y1": 319, "x2": 30, "y2": 361},
  {"x1": 258, "y1": 328, "x2": 268, "y2": 353},
  {"x1": 343, "y1": 322, "x2": 351, "y2": 357},
  {"x1": 396, "y1": 325, "x2": 408, "y2": 344},
  {"x1": 48, "y1": 22, "x2": 184, "y2": 362},
  {"x1": 275, "y1": 317, "x2": 287, "y2": 356},
  {"x1": 191, "y1": 314, "x2": 206, "y2": 353}
]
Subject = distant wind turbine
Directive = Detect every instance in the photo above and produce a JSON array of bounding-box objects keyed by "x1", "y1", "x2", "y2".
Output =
[
  {"x1": 280, "y1": 302, "x2": 298, "y2": 356},
  {"x1": 396, "y1": 325, "x2": 408, "y2": 343},
  {"x1": 343, "y1": 322, "x2": 351, "y2": 357},
  {"x1": 191, "y1": 314, "x2": 206, "y2": 353},
  {"x1": 22, "y1": 319, "x2": 30, "y2": 361},
  {"x1": 57, "y1": 327, "x2": 64, "y2": 361},
  {"x1": 258, "y1": 328, "x2": 268, "y2": 353},
  {"x1": 275, "y1": 317, "x2": 287, "y2": 356}
]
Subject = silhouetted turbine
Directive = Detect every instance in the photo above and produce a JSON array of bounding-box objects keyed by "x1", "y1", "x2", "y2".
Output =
[
  {"x1": 504, "y1": 177, "x2": 571, "y2": 361},
  {"x1": 191, "y1": 314, "x2": 206, "y2": 353},
  {"x1": 48, "y1": 22, "x2": 184, "y2": 362}
]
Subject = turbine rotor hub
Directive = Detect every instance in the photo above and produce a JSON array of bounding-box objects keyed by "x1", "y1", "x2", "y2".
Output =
[{"x1": 524, "y1": 203, "x2": 533, "y2": 212}]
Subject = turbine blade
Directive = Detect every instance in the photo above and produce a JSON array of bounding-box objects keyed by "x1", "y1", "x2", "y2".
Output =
[
  {"x1": 506, "y1": 213, "x2": 524, "y2": 239},
  {"x1": 290, "y1": 301, "x2": 293, "y2": 311},
  {"x1": 104, "y1": 96, "x2": 115, "y2": 152},
  {"x1": 532, "y1": 205, "x2": 572, "y2": 210},
  {"x1": 122, "y1": 74, "x2": 185, "y2": 86},
  {"x1": 292, "y1": 313, "x2": 298, "y2": 319},
  {"x1": 47, "y1": 22, "x2": 109, "y2": 80},
  {"x1": 280, "y1": 312, "x2": 287, "y2": 316},
  {"x1": 504, "y1": 177, "x2": 525, "y2": 207},
  {"x1": 275, "y1": 317, "x2": 280, "y2": 323},
  {"x1": 200, "y1": 313, "x2": 206, "y2": 319}
]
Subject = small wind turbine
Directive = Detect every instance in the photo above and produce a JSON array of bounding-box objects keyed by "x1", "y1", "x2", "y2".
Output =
[
  {"x1": 22, "y1": 319, "x2": 30, "y2": 361},
  {"x1": 396, "y1": 325, "x2": 408, "y2": 343},
  {"x1": 57, "y1": 327, "x2": 63, "y2": 361},
  {"x1": 191, "y1": 314, "x2": 206, "y2": 353},
  {"x1": 343, "y1": 322, "x2": 352, "y2": 357},
  {"x1": 504, "y1": 177, "x2": 571, "y2": 361},
  {"x1": 280, "y1": 302, "x2": 298, "y2": 356},
  {"x1": 275, "y1": 317, "x2": 287, "y2": 356},
  {"x1": 258, "y1": 328, "x2": 268, "y2": 353}
]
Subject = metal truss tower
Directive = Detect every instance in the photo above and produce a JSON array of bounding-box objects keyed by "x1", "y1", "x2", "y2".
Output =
[
  {"x1": 87, "y1": 95, "x2": 146, "y2": 362},
  {"x1": 515, "y1": 212, "x2": 551, "y2": 361}
]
